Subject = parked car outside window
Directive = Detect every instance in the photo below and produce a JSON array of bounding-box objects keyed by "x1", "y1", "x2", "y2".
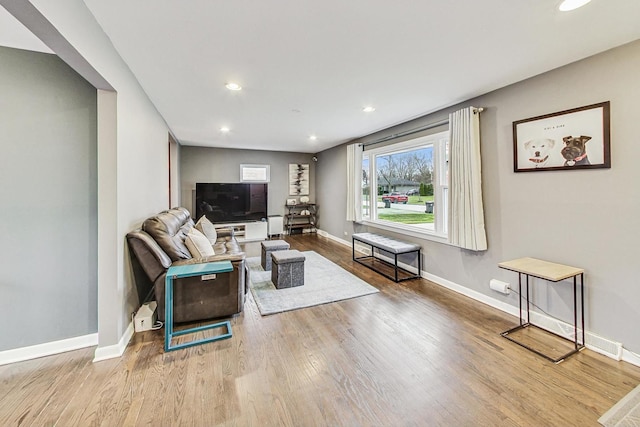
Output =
[{"x1": 381, "y1": 192, "x2": 408, "y2": 204}]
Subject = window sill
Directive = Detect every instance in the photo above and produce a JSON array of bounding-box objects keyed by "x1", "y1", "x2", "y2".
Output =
[{"x1": 357, "y1": 219, "x2": 449, "y2": 245}]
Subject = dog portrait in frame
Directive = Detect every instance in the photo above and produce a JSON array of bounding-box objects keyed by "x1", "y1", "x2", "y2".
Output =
[{"x1": 513, "y1": 102, "x2": 611, "y2": 172}]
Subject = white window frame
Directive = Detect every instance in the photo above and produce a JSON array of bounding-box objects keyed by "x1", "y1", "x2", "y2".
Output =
[
  {"x1": 435, "y1": 136, "x2": 448, "y2": 235},
  {"x1": 361, "y1": 153, "x2": 371, "y2": 221},
  {"x1": 359, "y1": 131, "x2": 449, "y2": 243}
]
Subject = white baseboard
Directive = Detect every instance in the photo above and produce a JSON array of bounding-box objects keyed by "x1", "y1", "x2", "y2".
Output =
[
  {"x1": 93, "y1": 321, "x2": 134, "y2": 363},
  {"x1": 422, "y1": 270, "x2": 631, "y2": 363},
  {"x1": 322, "y1": 230, "x2": 638, "y2": 367},
  {"x1": 622, "y1": 349, "x2": 640, "y2": 366},
  {"x1": 0, "y1": 320, "x2": 138, "y2": 366},
  {"x1": 0, "y1": 333, "x2": 98, "y2": 366},
  {"x1": 421, "y1": 270, "x2": 520, "y2": 318},
  {"x1": 317, "y1": 229, "x2": 352, "y2": 247},
  {"x1": 526, "y1": 311, "x2": 623, "y2": 360}
]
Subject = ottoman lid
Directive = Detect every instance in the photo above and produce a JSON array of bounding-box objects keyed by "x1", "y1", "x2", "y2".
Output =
[
  {"x1": 272, "y1": 249, "x2": 305, "y2": 264},
  {"x1": 261, "y1": 240, "x2": 290, "y2": 250}
]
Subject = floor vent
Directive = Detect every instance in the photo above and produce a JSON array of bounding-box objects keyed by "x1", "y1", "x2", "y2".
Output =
[{"x1": 529, "y1": 311, "x2": 622, "y2": 360}]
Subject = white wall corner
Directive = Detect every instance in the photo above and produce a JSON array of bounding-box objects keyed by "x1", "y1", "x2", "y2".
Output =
[
  {"x1": 0, "y1": 333, "x2": 98, "y2": 366},
  {"x1": 93, "y1": 321, "x2": 134, "y2": 363}
]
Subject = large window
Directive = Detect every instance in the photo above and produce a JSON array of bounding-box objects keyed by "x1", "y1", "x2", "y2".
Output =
[{"x1": 360, "y1": 131, "x2": 448, "y2": 238}]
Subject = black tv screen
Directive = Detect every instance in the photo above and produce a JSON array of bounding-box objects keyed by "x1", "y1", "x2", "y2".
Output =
[{"x1": 195, "y1": 183, "x2": 268, "y2": 224}]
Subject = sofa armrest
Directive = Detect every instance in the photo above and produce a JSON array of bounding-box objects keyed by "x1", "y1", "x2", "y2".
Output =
[
  {"x1": 172, "y1": 251, "x2": 245, "y2": 266},
  {"x1": 155, "y1": 254, "x2": 247, "y2": 323},
  {"x1": 155, "y1": 257, "x2": 246, "y2": 323}
]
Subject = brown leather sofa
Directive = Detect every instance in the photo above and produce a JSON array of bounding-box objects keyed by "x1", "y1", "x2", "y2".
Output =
[{"x1": 126, "y1": 207, "x2": 246, "y2": 323}]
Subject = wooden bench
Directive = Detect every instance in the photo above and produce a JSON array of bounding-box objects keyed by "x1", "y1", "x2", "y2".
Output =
[{"x1": 352, "y1": 232, "x2": 421, "y2": 282}]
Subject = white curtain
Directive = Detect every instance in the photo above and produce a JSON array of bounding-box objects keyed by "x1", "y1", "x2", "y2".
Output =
[
  {"x1": 346, "y1": 144, "x2": 362, "y2": 222},
  {"x1": 448, "y1": 107, "x2": 487, "y2": 251}
]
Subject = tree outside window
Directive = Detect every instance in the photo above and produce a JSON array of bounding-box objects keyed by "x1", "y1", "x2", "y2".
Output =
[{"x1": 359, "y1": 131, "x2": 448, "y2": 236}]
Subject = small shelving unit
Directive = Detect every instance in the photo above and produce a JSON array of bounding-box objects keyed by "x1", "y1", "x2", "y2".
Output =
[{"x1": 284, "y1": 203, "x2": 317, "y2": 235}]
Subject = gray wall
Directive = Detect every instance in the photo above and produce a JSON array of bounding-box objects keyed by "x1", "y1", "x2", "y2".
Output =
[
  {"x1": 180, "y1": 146, "x2": 317, "y2": 220},
  {"x1": 318, "y1": 39, "x2": 640, "y2": 354},
  {"x1": 4, "y1": 0, "x2": 172, "y2": 356},
  {"x1": 0, "y1": 46, "x2": 97, "y2": 351}
]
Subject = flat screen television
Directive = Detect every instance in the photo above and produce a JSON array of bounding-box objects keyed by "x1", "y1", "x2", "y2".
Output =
[{"x1": 195, "y1": 183, "x2": 268, "y2": 224}]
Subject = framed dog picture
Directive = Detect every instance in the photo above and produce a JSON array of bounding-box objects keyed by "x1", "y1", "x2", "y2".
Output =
[{"x1": 512, "y1": 101, "x2": 611, "y2": 172}]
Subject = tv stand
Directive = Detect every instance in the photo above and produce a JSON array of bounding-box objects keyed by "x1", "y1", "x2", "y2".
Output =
[{"x1": 214, "y1": 221, "x2": 267, "y2": 243}]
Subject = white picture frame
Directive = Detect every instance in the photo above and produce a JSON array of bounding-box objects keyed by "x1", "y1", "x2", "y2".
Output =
[
  {"x1": 240, "y1": 164, "x2": 270, "y2": 182},
  {"x1": 289, "y1": 163, "x2": 309, "y2": 195}
]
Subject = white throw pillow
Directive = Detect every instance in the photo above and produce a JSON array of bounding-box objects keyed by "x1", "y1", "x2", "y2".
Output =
[
  {"x1": 184, "y1": 227, "x2": 215, "y2": 258},
  {"x1": 195, "y1": 215, "x2": 218, "y2": 244}
]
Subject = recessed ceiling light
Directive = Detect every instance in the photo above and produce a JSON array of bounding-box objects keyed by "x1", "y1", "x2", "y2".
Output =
[
  {"x1": 363, "y1": 106, "x2": 376, "y2": 113},
  {"x1": 309, "y1": 135, "x2": 318, "y2": 141},
  {"x1": 225, "y1": 82, "x2": 242, "y2": 91},
  {"x1": 558, "y1": 0, "x2": 591, "y2": 11},
  {"x1": 220, "y1": 126, "x2": 230, "y2": 133}
]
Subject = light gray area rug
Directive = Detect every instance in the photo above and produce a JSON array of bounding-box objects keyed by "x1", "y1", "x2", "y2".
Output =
[
  {"x1": 247, "y1": 250, "x2": 379, "y2": 315},
  {"x1": 599, "y1": 384, "x2": 640, "y2": 426}
]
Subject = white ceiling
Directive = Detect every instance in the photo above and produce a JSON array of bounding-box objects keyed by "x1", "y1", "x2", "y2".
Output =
[
  {"x1": 6, "y1": 1, "x2": 640, "y2": 153},
  {"x1": 0, "y1": 5, "x2": 51, "y2": 54}
]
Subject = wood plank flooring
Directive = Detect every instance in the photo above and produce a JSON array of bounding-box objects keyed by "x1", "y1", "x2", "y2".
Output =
[{"x1": 1, "y1": 234, "x2": 639, "y2": 426}]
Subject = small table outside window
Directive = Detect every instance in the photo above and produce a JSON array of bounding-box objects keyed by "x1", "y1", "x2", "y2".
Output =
[
  {"x1": 498, "y1": 257, "x2": 585, "y2": 363},
  {"x1": 165, "y1": 261, "x2": 234, "y2": 352}
]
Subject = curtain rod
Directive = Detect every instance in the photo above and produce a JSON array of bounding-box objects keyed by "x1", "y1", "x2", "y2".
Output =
[{"x1": 361, "y1": 107, "x2": 484, "y2": 149}]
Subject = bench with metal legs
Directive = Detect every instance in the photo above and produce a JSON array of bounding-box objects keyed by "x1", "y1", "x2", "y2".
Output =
[{"x1": 352, "y1": 233, "x2": 421, "y2": 282}]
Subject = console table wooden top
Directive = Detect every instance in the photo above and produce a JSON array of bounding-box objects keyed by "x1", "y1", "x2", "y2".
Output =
[{"x1": 498, "y1": 257, "x2": 584, "y2": 282}]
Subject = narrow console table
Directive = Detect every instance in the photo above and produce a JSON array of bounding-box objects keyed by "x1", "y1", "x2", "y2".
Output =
[
  {"x1": 165, "y1": 261, "x2": 234, "y2": 352},
  {"x1": 498, "y1": 257, "x2": 585, "y2": 363}
]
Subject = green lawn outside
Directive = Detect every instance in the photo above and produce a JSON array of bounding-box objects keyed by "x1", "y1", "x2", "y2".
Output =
[
  {"x1": 407, "y1": 195, "x2": 433, "y2": 205},
  {"x1": 378, "y1": 212, "x2": 434, "y2": 224}
]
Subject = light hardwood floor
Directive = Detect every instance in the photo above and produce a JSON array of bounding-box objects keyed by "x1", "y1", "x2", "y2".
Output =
[{"x1": 1, "y1": 234, "x2": 639, "y2": 426}]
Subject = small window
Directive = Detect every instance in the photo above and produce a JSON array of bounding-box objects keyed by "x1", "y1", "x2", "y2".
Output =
[{"x1": 240, "y1": 164, "x2": 270, "y2": 183}]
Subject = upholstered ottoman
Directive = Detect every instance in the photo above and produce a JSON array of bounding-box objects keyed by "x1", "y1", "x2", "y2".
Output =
[
  {"x1": 271, "y1": 250, "x2": 305, "y2": 289},
  {"x1": 261, "y1": 240, "x2": 290, "y2": 271}
]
